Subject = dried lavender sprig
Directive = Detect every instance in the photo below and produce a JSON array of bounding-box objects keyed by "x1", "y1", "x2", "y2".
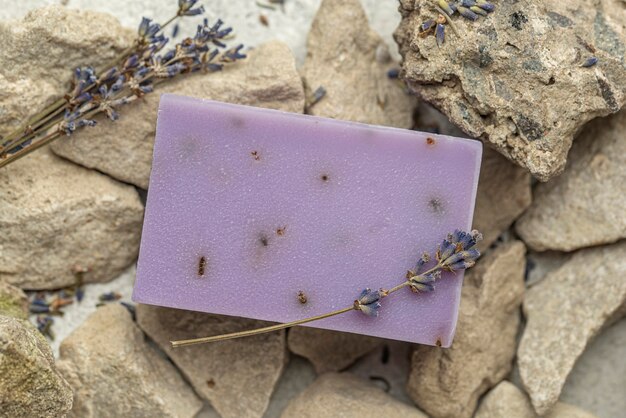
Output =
[
  {"x1": 170, "y1": 229, "x2": 482, "y2": 348},
  {"x1": 0, "y1": 1, "x2": 198, "y2": 150},
  {"x1": 0, "y1": 2, "x2": 244, "y2": 169},
  {"x1": 0, "y1": 31, "x2": 158, "y2": 154}
]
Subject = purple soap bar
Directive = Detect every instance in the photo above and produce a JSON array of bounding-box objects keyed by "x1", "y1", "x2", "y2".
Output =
[{"x1": 133, "y1": 94, "x2": 482, "y2": 346}]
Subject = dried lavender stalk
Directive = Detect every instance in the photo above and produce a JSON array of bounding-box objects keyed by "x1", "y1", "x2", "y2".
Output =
[
  {"x1": 171, "y1": 229, "x2": 482, "y2": 347},
  {"x1": 0, "y1": 0, "x2": 246, "y2": 169}
]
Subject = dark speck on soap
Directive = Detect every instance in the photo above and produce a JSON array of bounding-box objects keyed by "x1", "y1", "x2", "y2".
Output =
[
  {"x1": 259, "y1": 234, "x2": 269, "y2": 247},
  {"x1": 231, "y1": 116, "x2": 245, "y2": 128},
  {"x1": 198, "y1": 256, "x2": 206, "y2": 276},
  {"x1": 297, "y1": 290, "x2": 307, "y2": 304},
  {"x1": 429, "y1": 198, "x2": 445, "y2": 215}
]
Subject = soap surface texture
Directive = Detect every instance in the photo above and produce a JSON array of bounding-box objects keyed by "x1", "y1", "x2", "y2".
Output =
[{"x1": 133, "y1": 94, "x2": 482, "y2": 346}]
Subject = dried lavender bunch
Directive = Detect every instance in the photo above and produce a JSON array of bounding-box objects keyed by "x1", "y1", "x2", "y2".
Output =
[
  {"x1": 171, "y1": 229, "x2": 482, "y2": 348},
  {"x1": 0, "y1": 0, "x2": 246, "y2": 169}
]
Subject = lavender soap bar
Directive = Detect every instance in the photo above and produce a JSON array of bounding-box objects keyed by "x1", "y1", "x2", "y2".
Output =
[{"x1": 133, "y1": 94, "x2": 482, "y2": 347}]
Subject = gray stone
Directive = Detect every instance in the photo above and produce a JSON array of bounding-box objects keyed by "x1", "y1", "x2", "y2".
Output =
[
  {"x1": 475, "y1": 381, "x2": 598, "y2": 418},
  {"x1": 517, "y1": 241, "x2": 626, "y2": 415},
  {"x1": 561, "y1": 318, "x2": 626, "y2": 418},
  {"x1": 136, "y1": 304, "x2": 286, "y2": 418},
  {"x1": 52, "y1": 41, "x2": 305, "y2": 189},
  {"x1": 407, "y1": 241, "x2": 526, "y2": 418},
  {"x1": 281, "y1": 372, "x2": 427, "y2": 418},
  {"x1": 56, "y1": 304, "x2": 202, "y2": 418},
  {"x1": 525, "y1": 251, "x2": 571, "y2": 287},
  {"x1": 348, "y1": 340, "x2": 414, "y2": 405},
  {"x1": 516, "y1": 109, "x2": 626, "y2": 251},
  {"x1": 287, "y1": 327, "x2": 382, "y2": 373},
  {"x1": 474, "y1": 381, "x2": 535, "y2": 418},
  {"x1": 301, "y1": 0, "x2": 415, "y2": 128},
  {"x1": 474, "y1": 147, "x2": 532, "y2": 250},
  {"x1": 0, "y1": 147, "x2": 143, "y2": 289},
  {"x1": 264, "y1": 356, "x2": 317, "y2": 418},
  {"x1": 395, "y1": 0, "x2": 626, "y2": 181},
  {"x1": 0, "y1": 5, "x2": 134, "y2": 137},
  {"x1": 0, "y1": 283, "x2": 28, "y2": 320},
  {"x1": 0, "y1": 316, "x2": 73, "y2": 418}
]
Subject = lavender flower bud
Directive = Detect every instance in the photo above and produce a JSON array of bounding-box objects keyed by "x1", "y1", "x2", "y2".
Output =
[
  {"x1": 178, "y1": 0, "x2": 204, "y2": 16},
  {"x1": 355, "y1": 288, "x2": 382, "y2": 317}
]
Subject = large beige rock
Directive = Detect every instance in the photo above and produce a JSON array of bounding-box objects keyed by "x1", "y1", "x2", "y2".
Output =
[
  {"x1": 395, "y1": 0, "x2": 626, "y2": 181},
  {"x1": 475, "y1": 381, "x2": 598, "y2": 418},
  {"x1": 0, "y1": 283, "x2": 28, "y2": 320},
  {"x1": 0, "y1": 5, "x2": 134, "y2": 137},
  {"x1": 281, "y1": 372, "x2": 427, "y2": 418},
  {"x1": 0, "y1": 148, "x2": 143, "y2": 289},
  {"x1": 56, "y1": 304, "x2": 202, "y2": 418},
  {"x1": 287, "y1": 327, "x2": 382, "y2": 373},
  {"x1": 474, "y1": 148, "x2": 532, "y2": 250},
  {"x1": 516, "y1": 109, "x2": 626, "y2": 251},
  {"x1": 518, "y1": 241, "x2": 626, "y2": 415},
  {"x1": 301, "y1": 0, "x2": 415, "y2": 127},
  {"x1": 136, "y1": 304, "x2": 286, "y2": 418},
  {"x1": 0, "y1": 316, "x2": 73, "y2": 418},
  {"x1": 407, "y1": 241, "x2": 526, "y2": 418},
  {"x1": 52, "y1": 41, "x2": 306, "y2": 189}
]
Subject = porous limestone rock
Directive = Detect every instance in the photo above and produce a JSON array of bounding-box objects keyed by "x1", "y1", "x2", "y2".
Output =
[
  {"x1": 0, "y1": 282, "x2": 28, "y2": 320},
  {"x1": 0, "y1": 316, "x2": 73, "y2": 418},
  {"x1": 0, "y1": 5, "x2": 134, "y2": 136},
  {"x1": 281, "y1": 372, "x2": 427, "y2": 418},
  {"x1": 287, "y1": 327, "x2": 382, "y2": 374},
  {"x1": 0, "y1": 147, "x2": 143, "y2": 289},
  {"x1": 136, "y1": 304, "x2": 286, "y2": 418},
  {"x1": 516, "y1": 109, "x2": 626, "y2": 251},
  {"x1": 517, "y1": 241, "x2": 626, "y2": 415},
  {"x1": 56, "y1": 304, "x2": 202, "y2": 418},
  {"x1": 407, "y1": 241, "x2": 526, "y2": 418},
  {"x1": 475, "y1": 381, "x2": 598, "y2": 418},
  {"x1": 395, "y1": 0, "x2": 626, "y2": 180},
  {"x1": 52, "y1": 41, "x2": 305, "y2": 189},
  {"x1": 301, "y1": 0, "x2": 415, "y2": 128}
]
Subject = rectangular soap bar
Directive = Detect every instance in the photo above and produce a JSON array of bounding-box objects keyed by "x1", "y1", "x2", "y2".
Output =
[{"x1": 133, "y1": 94, "x2": 482, "y2": 347}]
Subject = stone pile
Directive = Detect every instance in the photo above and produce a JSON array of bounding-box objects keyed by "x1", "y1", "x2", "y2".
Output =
[{"x1": 0, "y1": 1, "x2": 624, "y2": 417}]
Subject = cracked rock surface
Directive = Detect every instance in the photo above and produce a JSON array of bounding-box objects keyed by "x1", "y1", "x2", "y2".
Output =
[
  {"x1": 516, "y1": 108, "x2": 626, "y2": 251},
  {"x1": 395, "y1": 0, "x2": 626, "y2": 180}
]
